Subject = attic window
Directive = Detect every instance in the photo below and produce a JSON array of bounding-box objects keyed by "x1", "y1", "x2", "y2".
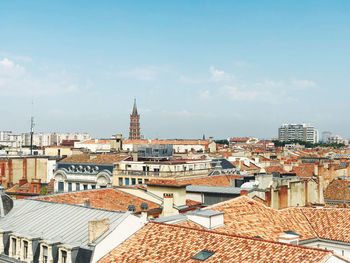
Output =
[
  {"x1": 192, "y1": 250, "x2": 215, "y2": 261},
  {"x1": 253, "y1": 235, "x2": 263, "y2": 239}
]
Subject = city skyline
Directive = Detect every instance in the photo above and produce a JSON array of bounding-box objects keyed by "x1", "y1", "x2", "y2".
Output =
[{"x1": 1, "y1": 1, "x2": 349, "y2": 139}]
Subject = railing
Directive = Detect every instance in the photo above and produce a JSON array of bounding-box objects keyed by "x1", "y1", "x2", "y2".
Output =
[{"x1": 114, "y1": 169, "x2": 212, "y2": 177}]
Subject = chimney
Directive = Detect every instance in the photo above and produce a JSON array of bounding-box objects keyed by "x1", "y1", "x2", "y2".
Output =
[
  {"x1": 84, "y1": 198, "x2": 90, "y2": 207},
  {"x1": 314, "y1": 163, "x2": 319, "y2": 176},
  {"x1": 163, "y1": 193, "x2": 174, "y2": 217},
  {"x1": 132, "y1": 152, "x2": 138, "y2": 162},
  {"x1": 19, "y1": 178, "x2": 28, "y2": 187},
  {"x1": 140, "y1": 202, "x2": 149, "y2": 223},
  {"x1": 88, "y1": 218, "x2": 110, "y2": 244},
  {"x1": 240, "y1": 189, "x2": 248, "y2": 196}
]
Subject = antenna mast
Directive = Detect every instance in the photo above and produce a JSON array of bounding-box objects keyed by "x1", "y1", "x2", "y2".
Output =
[{"x1": 30, "y1": 101, "x2": 35, "y2": 155}]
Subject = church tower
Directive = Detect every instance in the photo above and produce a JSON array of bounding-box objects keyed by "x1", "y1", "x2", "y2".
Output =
[{"x1": 129, "y1": 99, "x2": 141, "y2": 140}]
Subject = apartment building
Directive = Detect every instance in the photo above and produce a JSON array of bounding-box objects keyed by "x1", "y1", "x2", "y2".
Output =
[{"x1": 278, "y1": 124, "x2": 319, "y2": 143}]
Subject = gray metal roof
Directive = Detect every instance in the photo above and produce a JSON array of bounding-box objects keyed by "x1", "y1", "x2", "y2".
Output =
[
  {"x1": 186, "y1": 185, "x2": 241, "y2": 195},
  {"x1": 153, "y1": 214, "x2": 186, "y2": 223},
  {"x1": 188, "y1": 209, "x2": 223, "y2": 217},
  {"x1": 0, "y1": 199, "x2": 127, "y2": 249}
]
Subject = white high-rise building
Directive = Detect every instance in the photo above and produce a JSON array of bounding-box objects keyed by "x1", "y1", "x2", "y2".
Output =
[{"x1": 278, "y1": 124, "x2": 319, "y2": 143}]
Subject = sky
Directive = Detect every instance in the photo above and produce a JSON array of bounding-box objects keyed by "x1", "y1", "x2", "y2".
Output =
[{"x1": 0, "y1": 1, "x2": 349, "y2": 139}]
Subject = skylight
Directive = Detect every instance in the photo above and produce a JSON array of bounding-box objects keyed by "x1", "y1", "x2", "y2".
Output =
[{"x1": 192, "y1": 250, "x2": 215, "y2": 261}]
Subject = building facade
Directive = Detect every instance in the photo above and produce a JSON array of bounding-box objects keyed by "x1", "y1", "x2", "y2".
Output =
[{"x1": 278, "y1": 123, "x2": 319, "y2": 143}]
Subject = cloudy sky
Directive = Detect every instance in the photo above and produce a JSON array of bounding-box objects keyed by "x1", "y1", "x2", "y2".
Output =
[{"x1": 1, "y1": 1, "x2": 349, "y2": 139}]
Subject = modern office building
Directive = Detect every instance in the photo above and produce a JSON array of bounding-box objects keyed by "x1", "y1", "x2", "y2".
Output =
[{"x1": 278, "y1": 124, "x2": 319, "y2": 143}]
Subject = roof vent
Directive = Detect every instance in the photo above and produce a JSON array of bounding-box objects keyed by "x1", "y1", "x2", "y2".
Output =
[
  {"x1": 192, "y1": 250, "x2": 215, "y2": 261},
  {"x1": 128, "y1": 204, "x2": 136, "y2": 212},
  {"x1": 140, "y1": 202, "x2": 148, "y2": 211}
]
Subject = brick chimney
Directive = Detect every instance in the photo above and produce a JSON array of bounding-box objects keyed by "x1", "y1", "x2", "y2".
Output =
[
  {"x1": 240, "y1": 190, "x2": 248, "y2": 196},
  {"x1": 88, "y1": 218, "x2": 110, "y2": 244}
]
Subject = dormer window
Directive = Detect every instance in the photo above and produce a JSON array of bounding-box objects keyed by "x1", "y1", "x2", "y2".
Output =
[
  {"x1": 11, "y1": 237, "x2": 16, "y2": 256},
  {"x1": 59, "y1": 249, "x2": 68, "y2": 263},
  {"x1": 42, "y1": 245, "x2": 48, "y2": 263},
  {"x1": 23, "y1": 240, "x2": 28, "y2": 259}
]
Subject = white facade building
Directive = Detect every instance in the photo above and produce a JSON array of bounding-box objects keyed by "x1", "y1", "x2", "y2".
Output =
[{"x1": 278, "y1": 123, "x2": 319, "y2": 143}]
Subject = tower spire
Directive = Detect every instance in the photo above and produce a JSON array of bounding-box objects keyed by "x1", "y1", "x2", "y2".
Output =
[
  {"x1": 129, "y1": 99, "x2": 141, "y2": 140},
  {"x1": 132, "y1": 98, "x2": 138, "y2": 115}
]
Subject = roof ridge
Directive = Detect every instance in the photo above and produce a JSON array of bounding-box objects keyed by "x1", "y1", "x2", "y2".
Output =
[{"x1": 149, "y1": 222, "x2": 334, "y2": 254}]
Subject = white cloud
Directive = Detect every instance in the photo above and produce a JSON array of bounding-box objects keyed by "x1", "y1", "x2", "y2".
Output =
[
  {"x1": 223, "y1": 85, "x2": 259, "y2": 101},
  {"x1": 0, "y1": 58, "x2": 14, "y2": 68},
  {"x1": 0, "y1": 57, "x2": 82, "y2": 97},
  {"x1": 291, "y1": 79, "x2": 317, "y2": 89},
  {"x1": 118, "y1": 66, "x2": 164, "y2": 81},
  {"x1": 199, "y1": 90, "x2": 210, "y2": 100},
  {"x1": 209, "y1": 66, "x2": 233, "y2": 82}
]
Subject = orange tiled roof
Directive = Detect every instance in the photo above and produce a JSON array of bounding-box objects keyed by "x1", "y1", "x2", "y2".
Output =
[
  {"x1": 177, "y1": 196, "x2": 350, "y2": 244},
  {"x1": 179, "y1": 174, "x2": 242, "y2": 187},
  {"x1": 123, "y1": 139, "x2": 209, "y2": 145},
  {"x1": 186, "y1": 199, "x2": 202, "y2": 207},
  {"x1": 147, "y1": 179, "x2": 190, "y2": 187},
  {"x1": 36, "y1": 188, "x2": 160, "y2": 213},
  {"x1": 200, "y1": 196, "x2": 317, "y2": 242},
  {"x1": 99, "y1": 222, "x2": 334, "y2": 263},
  {"x1": 60, "y1": 154, "x2": 127, "y2": 164},
  {"x1": 79, "y1": 139, "x2": 111, "y2": 144},
  {"x1": 325, "y1": 180, "x2": 350, "y2": 201}
]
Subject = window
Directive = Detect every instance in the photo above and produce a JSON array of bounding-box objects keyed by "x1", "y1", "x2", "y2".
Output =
[
  {"x1": 118, "y1": 177, "x2": 123, "y2": 186},
  {"x1": 91, "y1": 185, "x2": 96, "y2": 189},
  {"x1": 68, "y1": 183, "x2": 72, "y2": 192},
  {"x1": 144, "y1": 179, "x2": 149, "y2": 184},
  {"x1": 131, "y1": 178, "x2": 136, "y2": 185},
  {"x1": 23, "y1": 240, "x2": 28, "y2": 259},
  {"x1": 76, "y1": 183, "x2": 80, "y2": 191},
  {"x1": 138, "y1": 178, "x2": 143, "y2": 184},
  {"x1": 125, "y1": 178, "x2": 130, "y2": 185},
  {"x1": 42, "y1": 246, "x2": 48, "y2": 263},
  {"x1": 100, "y1": 185, "x2": 106, "y2": 188},
  {"x1": 192, "y1": 250, "x2": 215, "y2": 261},
  {"x1": 11, "y1": 237, "x2": 16, "y2": 256},
  {"x1": 83, "y1": 184, "x2": 88, "y2": 190},
  {"x1": 58, "y1": 182, "x2": 64, "y2": 192},
  {"x1": 61, "y1": 250, "x2": 67, "y2": 263}
]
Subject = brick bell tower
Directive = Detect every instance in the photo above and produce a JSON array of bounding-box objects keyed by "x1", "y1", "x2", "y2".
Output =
[{"x1": 129, "y1": 99, "x2": 141, "y2": 140}]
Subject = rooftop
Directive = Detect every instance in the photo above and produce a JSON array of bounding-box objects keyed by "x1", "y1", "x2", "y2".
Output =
[
  {"x1": 60, "y1": 154, "x2": 127, "y2": 164},
  {"x1": 99, "y1": 222, "x2": 335, "y2": 263},
  {"x1": 35, "y1": 188, "x2": 161, "y2": 213}
]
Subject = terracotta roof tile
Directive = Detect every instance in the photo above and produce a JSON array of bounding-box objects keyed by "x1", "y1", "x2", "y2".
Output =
[
  {"x1": 147, "y1": 179, "x2": 190, "y2": 187},
  {"x1": 176, "y1": 196, "x2": 350, "y2": 244},
  {"x1": 324, "y1": 180, "x2": 350, "y2": 201},
  {"x1": 99, "y1": 222, "x2": 333, "y2": 263},
  {"x1": 35, "y1": 188, "x2": 160, "y2": 213},
  {"x1": 179, "y1": 175, "x2": 241, "y2": 187},
  {"x1": 60, "y1": 154, "x2": 127, "y2": 164}
]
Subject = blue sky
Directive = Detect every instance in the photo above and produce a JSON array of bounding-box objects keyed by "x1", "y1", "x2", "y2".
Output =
[{"x1": 1, "y1": 1, "x2": 349, "y2": 139}]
